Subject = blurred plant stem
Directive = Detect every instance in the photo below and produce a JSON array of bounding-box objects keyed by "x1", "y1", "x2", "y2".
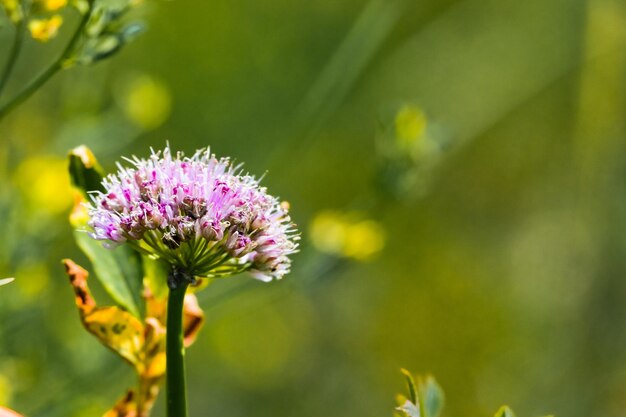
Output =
[
  {"x1": 166, "y1": 280, "x2": 190, "y2": 417},
  {"x1": 0, "y1": 0, "x2": 94, "y2": 121},
  {"x1": 0, "y1": 16, "x2": 24, "y2": 97}
]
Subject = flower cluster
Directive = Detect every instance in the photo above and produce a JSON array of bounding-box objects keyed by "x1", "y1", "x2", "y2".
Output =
[{"x1": 88, "y1": 146, "x2": 298, "y2": 281}]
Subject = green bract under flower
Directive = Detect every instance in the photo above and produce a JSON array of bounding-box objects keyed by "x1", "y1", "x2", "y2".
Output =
[{"x1": 88, "y1": 146, "x2": 298, "y2": 281}]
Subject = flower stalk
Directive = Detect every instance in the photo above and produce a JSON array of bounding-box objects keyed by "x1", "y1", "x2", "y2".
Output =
[
  {"x1": 166, "y1": 267, "x2": 194, "y2": 417},
  {"x1": 0, "y1": 16, "x2": 24, "y2": 97},
  {"x1": 0, "y1": 0, "x2": 94, "y2": 120}
]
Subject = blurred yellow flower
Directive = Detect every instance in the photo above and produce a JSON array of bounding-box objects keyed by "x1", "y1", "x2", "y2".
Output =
[
  {"x1": 310, "y1": 211, "x2": 385, "y2": 260},
  {"x1": 42, "y1": 0, "x2": 67, "y2": 10},
  {"x1": 70, "y1": 193, "x2": 90, "y2": 227},
  {"x1": 28, "y1": 15, "x2": 63, "y2": 42},
  {"x1": 395, "y1": 105, "x2": 427, "y2": 148},
  {"x1": 342, "y1": 219, "x2": 386, "y2": 260},
  {"x1": 121, "y1": 75, "x2": 172, "y2": 130},
  {"x1": 0, "y1": 0, "x2": 23, "y2": 23},
  {"x1": 310, "y1": 212, "x2": 348, "y2": 254},
  {"x1": 14, "y1": 155, "x2": 72, "y2": 215}
]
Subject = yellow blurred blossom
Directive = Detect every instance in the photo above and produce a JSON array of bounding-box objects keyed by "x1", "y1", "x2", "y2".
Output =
[
  {"x1": 310, "y1": 212, "x2": 348, "y2": 254},
  {"x1": 14, "y1": 155, "x2": 73, "y2": 215},
  {"x1": 0, "y1": 0, "x2": 23, "y2": 22},
  {"x1": 395, "y1": 105, "x2": 427, "y2": 148},
  {"x1": 121, "y1": 75, "x2": 172, "y2": 130},
  {"x1": 310, "y1": 211, "x2": 386, "y2": 260},
  {"x1": 342, "y1": 220, "x2": 386, "y2": 259},
  {"x1": 70, "y1": 193, "x2": 90, "y2": 227},
  {"x1": 28, "y1": 15, "x2": 63, "y2": 42},
  {"x1": 31, "y1": 0, "x2": 66, "y2": 10},
  {"x1": 42, "y1": 0, "x2": 67, "y2": 10}
]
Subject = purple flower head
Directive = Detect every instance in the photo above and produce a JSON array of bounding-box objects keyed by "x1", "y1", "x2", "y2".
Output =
[{"x1": 87, "y1": 146, "x2": 299, "y2": 281}]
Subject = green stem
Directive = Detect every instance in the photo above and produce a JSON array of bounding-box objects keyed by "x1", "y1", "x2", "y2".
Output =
[
  {"x1": 166, "y1": 275, "x2": 190, "y2": 417},
  {"x1": 0, "y1": 1, "x2": 94, "y2": 121},
  {"x1": 0, "y1": 17, "x2": 25, "y2": 97}
]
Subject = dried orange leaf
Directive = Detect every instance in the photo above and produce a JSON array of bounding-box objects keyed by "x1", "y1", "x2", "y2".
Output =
[
  {"x1": 183, "y1": 294, "x2": 204, "y2": 347},
  {"x1": 63, "y1": 259, "x2": 206, "y2": 417},
  {"x1": 143, "y1": 318, "x2": 166, "y2": 379},
  {"x1": 64, "y1": 259, "x2": 144, "y2": 368},
  {"x1": 64, "y1": 259, "x2": 96, "y2": 314},
  {"x1": 84, "y1": 306, "x2": 144, "y2": 368},
  {"x1": 103, "y1": 391, "x2": 136, "y2": 417},
  {"x1": 144, "y1": 352, "x2": 166, "y2": 379},
  {"x1": 103, "y1": 375, "x2": 162, "y2": 417},
  {"x1": 143, "y1": 318, "x2": 165, "y2": 353}
]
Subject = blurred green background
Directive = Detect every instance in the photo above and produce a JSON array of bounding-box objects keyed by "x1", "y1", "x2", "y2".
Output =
[{"x1": 1, "y1": 0, "x2": 626, "y2": 416}]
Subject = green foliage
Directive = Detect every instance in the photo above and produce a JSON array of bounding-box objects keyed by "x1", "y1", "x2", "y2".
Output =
[
  {"x1": 68, "y1": 146, "x2": 106, "y2": 199},
  {"x1": 1, "y1": 0, "x2": 624, "y2": 415},
  {"x1": 143, "y1": 256, "x2": 169, "y2": 300},
  {"x1": 420, "y1": 375, "x2": 444, "y2": 417},
  {"x1": 73, "y1": 230, "x2": 144, "y2": 318},
  {"x1": 401, "y1": 368, "x2": 419, "y2": 404},
  {"x1": 68, "y1": 145, "x2": 144, "y2": 318},
  {"x1": 74, "y1": 0, "x2": 146, "y2": 65},
  {"x1": 0, "y1": 0, "x2": 147, "y2": 120},
  {"x1": 396, "y1": 370, "x2": 544, "y2": 417},
  {"x1": 397, "y1": 369, "x2": 444, "y2": 417},
  {"x1": 494, "y1": 406, "x2": 516, "y2": 417}
]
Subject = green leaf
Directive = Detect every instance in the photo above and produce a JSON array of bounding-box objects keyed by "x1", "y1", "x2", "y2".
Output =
[
  {"x1": 68, "y1": 145, "x2": 105, "y2": 198},
  {"x1": 74, "y1": 230, "x2": 144, "y2": 319},
  {"x1": 143, "y1": 255, "x2": 169, "y2": 300},
  {"x1": 400, "y1": 368, "x2": 418, "y2": 405},
  {"x1": 87, "y1": 34, "x2": 123, "y2": 62},
  {"x1": 419, "y1": 376, "x2": 444, "y2": 417},
  {"x1": 121, "y1": 22, "x2": 145, "y2": 42},
  {"x1": 68, "y1": 145, "x2": 143, "y2": 317},
  {"x1": 494, "y1": 406, "x2": 516, "y2": 417},
  {"x1": 396, "y1": 400, "x2": 420, "y2": 417}
]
